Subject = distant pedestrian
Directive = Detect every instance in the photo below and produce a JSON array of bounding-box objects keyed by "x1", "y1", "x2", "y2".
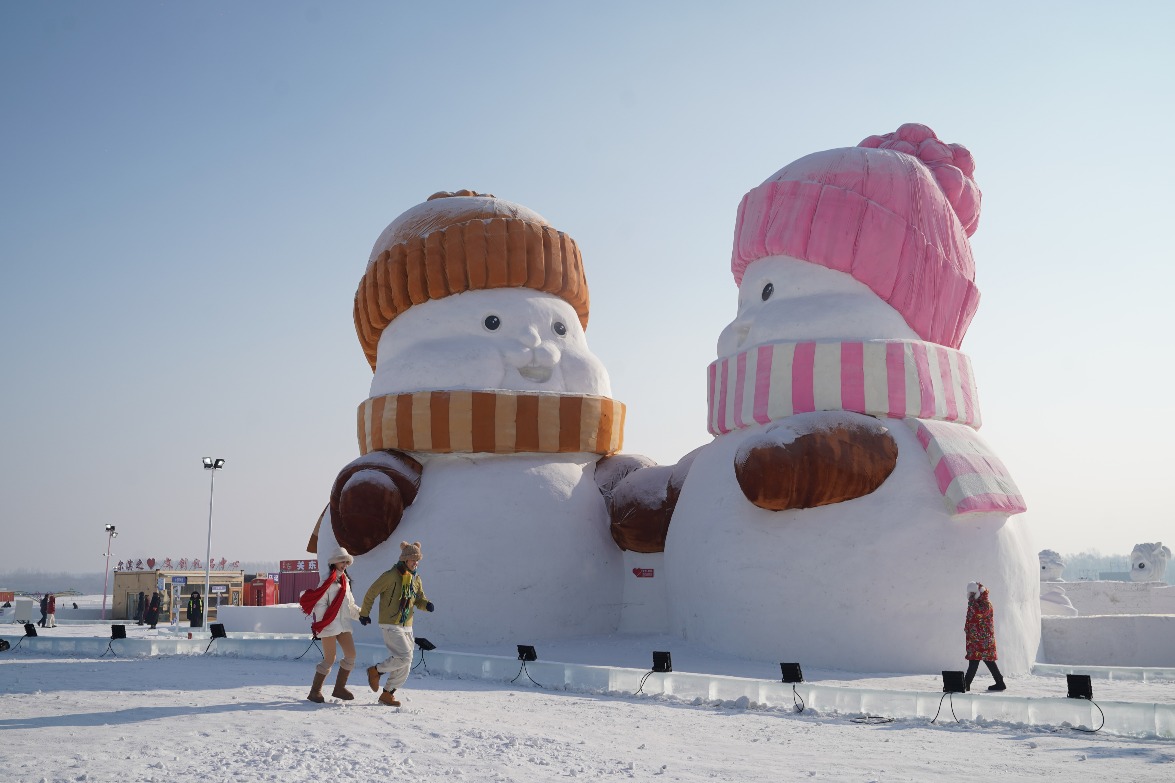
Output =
[
  {"x1": 964, "y1": 581, "x2": 1006, "y2": 692},
  {"x1": 145, "y1": 592, "x2": 162, "y2": 629},
  {"x1": 299, "y1": 548, "x2": 361, "y2": 703},
  {"x1": 359, "y1": 541, "x2": 434, "y2": 707},
  {"x1": 186, "y1": 590, "x2": 204, "y2": 628},
  {"x1": 135, "y1": 591, "x2": 146, "y2": 625},
  {"x1": 38, "y1": 594, "x2": 48, "y2": 627},
  {"x1": 46, "y1": 593, "x2": 56, "y2": 628}
]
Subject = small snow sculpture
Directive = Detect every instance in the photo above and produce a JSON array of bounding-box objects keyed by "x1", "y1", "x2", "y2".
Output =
[
  {"x1": 1130, "y1": 542, "x2": 1171, "y2": 582},
  {"x1": 1039, "y1": 550, "x2": 1065, "y2": 582}
]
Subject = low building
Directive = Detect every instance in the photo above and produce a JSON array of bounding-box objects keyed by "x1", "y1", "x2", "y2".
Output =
[{"x1": 111, "y1": 569, "x2": 245, "y2": 622}]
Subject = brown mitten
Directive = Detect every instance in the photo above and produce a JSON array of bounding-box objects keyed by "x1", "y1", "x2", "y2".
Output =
[
  {"x1": 734, "y1": 412, "x2": 897, "y2": 511},
  {"x1": 330, "y1": 450, "x2": 423, "y2": 556},
  {"x1": 596, "y1": 449, "x2": 699, "y2": 553}
]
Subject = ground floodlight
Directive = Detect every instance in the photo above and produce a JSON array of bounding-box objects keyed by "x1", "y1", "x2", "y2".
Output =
[
  {"x1": 780, "y1": 662, "x2": 803, "y2": 683},
  {"x1": 415, "y1": 637, "x2": 436, "y2": 651},
  {"x1": 517, "y1": 644, "x2": 537, "y2": 662},
  {"x1": 941, "y1": 670, "x2": 966, "y2": 694},
  {"x1": 1067, "y1": 674, "x2": 1093, "y2": 700},
  {"x1": 652, "y1": 651, "x2": 672, "y2": 673},
  {"x1": 24, "y1": 623, "x2": 37, "y2": 638},
  {"x1": 111, "y1": 624, "x2": 126, "y2": 640},
  {"x1": 210, "y1": 623, "x2": 227, "y2": 639}
]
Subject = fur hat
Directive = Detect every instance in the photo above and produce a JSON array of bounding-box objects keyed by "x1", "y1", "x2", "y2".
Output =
[
  {"x1": 327, "y1": 547, "x2": 354, "y2": 568},
  {"x1": 967, "y1": 581, "x2": 983, "y2": 597},
  {"x1": 399, "y1": 540, "x2": 423, "y2": 562},
  {"x1": 730, "y1": 123, "x2": 982, "y2": 349},
  {"x1": 354, "y1": 190, "x2": 591, "y2": 370}
]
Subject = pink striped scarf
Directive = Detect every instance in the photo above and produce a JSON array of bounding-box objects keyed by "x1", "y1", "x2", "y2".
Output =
[{"x1": 707, "y1": 340, "x2": 1026, "y2": 516}]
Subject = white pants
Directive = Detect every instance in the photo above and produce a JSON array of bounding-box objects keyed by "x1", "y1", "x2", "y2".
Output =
[
  {"x1": 375, "y1": 624, "x2": 414, "y2": 691},
  {"x1": 46, "y1": 613, "x2": 56, "y2": 628}
]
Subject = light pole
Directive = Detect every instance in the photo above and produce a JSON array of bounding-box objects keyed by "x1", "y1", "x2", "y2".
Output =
[
  {"x1": 101, "y1": 524, "x2": 118, "y2": 621},
  {"x1": 202, "y1": 457, "x2": 225, "y2": 621}
]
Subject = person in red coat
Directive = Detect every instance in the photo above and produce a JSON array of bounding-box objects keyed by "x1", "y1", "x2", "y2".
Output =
[
  {"x1": 964, "y1": 581, "x2": 1006, "y2": 691},
  {"x1": 46, "y1": 593, "x2": 57, "y2": 628}
]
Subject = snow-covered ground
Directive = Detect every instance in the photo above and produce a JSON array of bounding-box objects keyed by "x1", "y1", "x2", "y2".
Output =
[{"x1": 3, "y1": 598, "x2": 1174, "y2": 782}]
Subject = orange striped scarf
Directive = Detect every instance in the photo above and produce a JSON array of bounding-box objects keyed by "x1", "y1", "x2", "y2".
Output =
[{"x1": 357, "y1": 390, "x2": 625, "y2": 456}]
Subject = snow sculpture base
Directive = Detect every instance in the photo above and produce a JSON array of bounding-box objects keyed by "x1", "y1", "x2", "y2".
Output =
[{"x1": 618, "y1": 551, "x2": 668, "y2": 633}]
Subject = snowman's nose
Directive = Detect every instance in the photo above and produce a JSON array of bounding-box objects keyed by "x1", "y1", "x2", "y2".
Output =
[{"x1": 519, "y1": 326, "x2": 542, "y2": 348}]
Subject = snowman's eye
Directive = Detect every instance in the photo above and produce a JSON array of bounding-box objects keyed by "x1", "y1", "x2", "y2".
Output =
[
  {"x1": 761, "y1": 282, "x2": 774, "y2": 302},
  {"x1": 552, "y1": 321, "x2": 567, "y2": 337},
  {"x1": 484, "y1": 315, "x2": 501, "y2": 331}
]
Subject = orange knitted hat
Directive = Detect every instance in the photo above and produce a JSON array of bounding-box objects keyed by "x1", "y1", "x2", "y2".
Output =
[{"x1": 354, "y1": 190, "x2": 590, "y2": 370}]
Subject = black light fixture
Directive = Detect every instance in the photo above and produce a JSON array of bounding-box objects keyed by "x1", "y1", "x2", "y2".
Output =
[
  {"x1": 9, "y1": 623, "x2": 37, "y2": 651},
  {"x1": 100, "y1": 624, "x2": 127, "y2": 658},
  {"x1": 1064, "y1": 674, "x2": 1104, "y2": 733},
  {"x1": 412, "y1": 637, "x2": 437, "y2": 672},
  {"x1": 652, "y1": 651, "x2": 672, "y2": 673},
  {"x1": 637, "y1": 651, "x2": 674, "y2": 695},
  {"x1": 941, "y1": 670, "x2": 966, "y2": 694},
  {"x1": 932, "y1": 671, "x2": 967, "y2": 724},
  {"x1": 1066, "y1": 674, "x2": 1093, "y2": 700},
  {"x1": 204, "y1": 623, "x2": 227, "y2": 654},
  {"x1": 777, "y1": 662, "x2": 805, "y2": 712},
  {"x1": 510, "y1": 644, "x2": 541, "y2": 686}
]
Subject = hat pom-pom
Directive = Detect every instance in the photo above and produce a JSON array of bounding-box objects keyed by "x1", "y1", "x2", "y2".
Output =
[{"x1": 859, "y1": 123, "x2": 981, "y2": 236}]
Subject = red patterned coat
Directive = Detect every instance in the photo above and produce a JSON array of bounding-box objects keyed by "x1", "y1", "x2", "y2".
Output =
[{"x1": 965, "y1": 587, "x2": 997, "y2": 661}]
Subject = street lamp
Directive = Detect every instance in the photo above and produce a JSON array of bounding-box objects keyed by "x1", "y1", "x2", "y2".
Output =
[
  {"x1": 101, "y1": 524, "x2": 118, "y2": 621},
  {"x1": 202, "y1": 457, "x2": 225, "y2": 622}
]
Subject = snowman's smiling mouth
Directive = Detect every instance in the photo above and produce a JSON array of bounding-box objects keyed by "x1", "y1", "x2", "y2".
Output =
[{"x1": 518, "y1": 364, "x2": 553, "y2": 383}]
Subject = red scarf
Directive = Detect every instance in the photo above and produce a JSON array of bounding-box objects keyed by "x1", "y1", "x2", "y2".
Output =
[{"x1": 300, "y1": 569, "x2": 348, "y2": 636}]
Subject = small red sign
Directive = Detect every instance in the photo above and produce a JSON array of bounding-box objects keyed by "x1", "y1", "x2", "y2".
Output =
[{"x1": 632, "y1": 568, "x2": 655, "y2": 578}]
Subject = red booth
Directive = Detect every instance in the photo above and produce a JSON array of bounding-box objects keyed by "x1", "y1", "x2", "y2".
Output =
[{"x1": 246, "y1": 577, "x2": 278, "y2": 606}]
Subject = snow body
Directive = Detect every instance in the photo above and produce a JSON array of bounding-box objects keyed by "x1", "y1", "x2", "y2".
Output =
[{"x1": 665, "y1": 216, "x2": 1039, "y2": 672}]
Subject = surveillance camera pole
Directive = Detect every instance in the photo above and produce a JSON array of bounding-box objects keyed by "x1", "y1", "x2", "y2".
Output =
[
  {"x1": 202, "y1": 458, "x2": 225, "y2": 624},
  {"x1": 101, "y1": 525, "x2": 117, "y2": 621}
]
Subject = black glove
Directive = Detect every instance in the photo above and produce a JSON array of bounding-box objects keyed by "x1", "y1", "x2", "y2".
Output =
[
  {"x1": 359, "y1": 615, "x2": 371, "y2": 626},
  {"x1": 425, "y1": 602, "x2": 435, "y2": 613}
]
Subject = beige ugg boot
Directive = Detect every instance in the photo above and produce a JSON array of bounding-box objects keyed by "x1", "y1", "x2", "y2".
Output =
[
  {"x1": 366, "y1": 665, "x2": 381, "y2": 692},
  {"x1": 332, "y1": 667, "x2": 355, "y2": 700}
]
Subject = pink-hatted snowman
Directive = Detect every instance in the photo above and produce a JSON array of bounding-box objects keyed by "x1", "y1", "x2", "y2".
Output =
[{"x1": 664, "y1": 124, "x2": 1039, "y2": 674}]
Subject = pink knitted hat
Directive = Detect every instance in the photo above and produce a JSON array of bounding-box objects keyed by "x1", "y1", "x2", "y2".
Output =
[{"x1": 730, "y1": 123, "x2": 982, "y2": 349}]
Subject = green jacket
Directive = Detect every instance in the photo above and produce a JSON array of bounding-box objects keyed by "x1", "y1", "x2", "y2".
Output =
[{"x1": 360, "y1": 563, "x2": 429, "y2": 626}]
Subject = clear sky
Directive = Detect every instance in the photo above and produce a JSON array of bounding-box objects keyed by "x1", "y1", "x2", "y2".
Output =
[{"x1": 2, "y1": 1, "x2": 1172, "y2": 574}]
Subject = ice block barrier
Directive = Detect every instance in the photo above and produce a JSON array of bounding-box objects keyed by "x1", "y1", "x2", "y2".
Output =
[{"x1": 3, "y1": 631, "x2": 1172, "y2": 739}]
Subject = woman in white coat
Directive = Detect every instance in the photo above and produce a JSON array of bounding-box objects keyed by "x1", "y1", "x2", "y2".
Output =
[{"x1": 300, "y1": 547, "x2": 361, "y2": 702}]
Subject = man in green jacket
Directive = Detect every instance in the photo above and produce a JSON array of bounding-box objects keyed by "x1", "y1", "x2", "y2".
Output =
[{"x1": 359, "y1": 540, "x2": 434, "y2": 706}]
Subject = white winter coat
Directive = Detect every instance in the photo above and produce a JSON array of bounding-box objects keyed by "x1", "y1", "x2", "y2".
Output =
[{"x1": 311, "y1": 574, "x2": 360, "y2": 638}]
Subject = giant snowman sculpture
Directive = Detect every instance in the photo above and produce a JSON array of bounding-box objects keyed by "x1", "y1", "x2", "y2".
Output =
[
  {"x1": 311, "y1": 190, "x2": 666, "y2": 645},
  {"x1": 664, "y1": 124, "x2": 1040, "y2": 674}
]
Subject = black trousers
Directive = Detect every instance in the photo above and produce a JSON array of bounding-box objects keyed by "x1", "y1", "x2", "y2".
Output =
[{"x1": 964, "y1": 659, "x2": 1003, "y2": 689}]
